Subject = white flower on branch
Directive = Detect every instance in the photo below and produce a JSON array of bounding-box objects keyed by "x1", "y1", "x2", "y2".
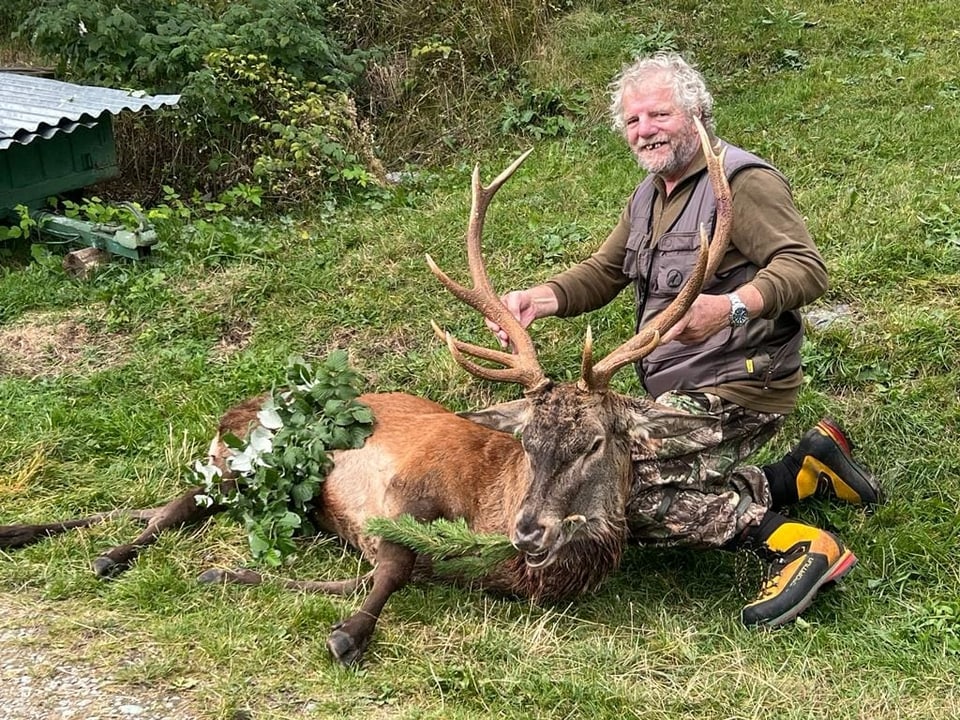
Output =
[
  {"x1": 193, "y1": 458, "x2": 222, "y2": 485},
  {"x1": 257, "y1": 399, "x2": 284, "y2": 430}
]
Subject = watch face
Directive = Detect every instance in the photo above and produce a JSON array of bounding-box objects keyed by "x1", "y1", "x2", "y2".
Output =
[{"x1": 729, "y1": 295, "x2": 748, "y2": 327}]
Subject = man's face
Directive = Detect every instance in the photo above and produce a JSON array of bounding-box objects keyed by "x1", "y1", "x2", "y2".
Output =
[{"x1": 621, "y1": 77, "x2": 701, "y2": 183}]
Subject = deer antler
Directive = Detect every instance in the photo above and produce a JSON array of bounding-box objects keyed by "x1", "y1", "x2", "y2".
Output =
[
  {"x1": 427, "y1": 150, "x2": 550, "y2": 393},
  {"x1": 580, "y1": 117, "x2": 731, "y2": 392}
]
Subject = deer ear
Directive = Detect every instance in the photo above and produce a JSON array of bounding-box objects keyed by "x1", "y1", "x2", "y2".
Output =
[
  {"x1": 458, "y1": 399, "x2": 532, "y2": 435},
  {"x1": 623, "y1": 399, "x2": 716, "y2": 443}
]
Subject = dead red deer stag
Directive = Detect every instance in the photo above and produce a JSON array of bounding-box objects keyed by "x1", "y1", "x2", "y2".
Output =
[{"x1": 0, "y1": 120, "x2": 730, "y2": 667}]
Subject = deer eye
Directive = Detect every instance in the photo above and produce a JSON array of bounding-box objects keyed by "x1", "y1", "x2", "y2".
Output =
[{"x1": 586, "y1": 436, "x2": 604, "y2": 456}]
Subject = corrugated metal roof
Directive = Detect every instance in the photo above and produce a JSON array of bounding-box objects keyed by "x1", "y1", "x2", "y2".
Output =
[{"x1": 0, "y1": 73, "x2": 180, "y2": 150}]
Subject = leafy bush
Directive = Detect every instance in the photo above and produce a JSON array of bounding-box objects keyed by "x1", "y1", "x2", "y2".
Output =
[
  {"x1": 17, "y1": 0, "x2": 379, "y2": 201},
  {"x1": 188, "y1": 50, "x2": 383, "y2": 202},
  {"x1": 0, "y1": 205, "x2": 39, "y2": 242},
  {"x1": 500, "y1": 82, "x2": 589, "y2": 139},
  {"x1": 19, "y1": 0, "x2": 364, "y2": 93},
  {"x1": 0, "y1": 1, "x2": 36, "y2": 39},
  {"x1": 627, "y1": 21, "x2": 680, "y2": 56},
  {"x1": 13, "y1": 0, "x2": 576, "y2": 196}
]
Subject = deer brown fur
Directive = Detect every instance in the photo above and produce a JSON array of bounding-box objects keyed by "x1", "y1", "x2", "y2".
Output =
[{"x1": 0, "y1": 120, "x2": 730, "y2": 667}]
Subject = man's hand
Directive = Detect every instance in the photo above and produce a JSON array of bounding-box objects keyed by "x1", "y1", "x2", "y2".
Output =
[
  {"x1": 660, "y1": 286, "x2": 764, "y2": 345},
  {"x1": 485, "y1": 286, "x2": 559, "y2": 349},
  {"x1": 660, "y1": 293, "x2": 730, "y2": 345}
]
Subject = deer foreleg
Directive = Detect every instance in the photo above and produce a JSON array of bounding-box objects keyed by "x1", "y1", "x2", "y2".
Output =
[
  {"x1": 199, "y1": 544, "x2": 414, "y2": 666},
  {"x1": 326, "y1": 540, "x2": 416, "y2": 667},
  {"x1": 92, "y1": 484, "x2": 231, "y2": 578}
]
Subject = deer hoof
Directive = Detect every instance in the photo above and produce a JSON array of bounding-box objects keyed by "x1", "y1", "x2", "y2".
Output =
[
  {"x1": 197, "y1": 568, "x2": 229, "y2": 584},
  {"x1": 92, "y1": 556, "x2": 120, "y2": 578},
  {"x1": 326, "y1": 627, "x2": 364, "y2": 667}
]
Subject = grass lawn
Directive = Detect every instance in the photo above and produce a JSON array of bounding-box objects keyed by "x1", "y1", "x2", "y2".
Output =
[{"x1": 2, "y1": 1, "x2": 959, "y2": 718}]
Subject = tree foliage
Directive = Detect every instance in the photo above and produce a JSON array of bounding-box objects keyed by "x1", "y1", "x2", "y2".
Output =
[{"x1": 17, "y1": 0, "x2": 378, "y2": 201}]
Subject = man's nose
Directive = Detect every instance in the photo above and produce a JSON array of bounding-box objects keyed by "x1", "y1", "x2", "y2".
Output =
[{"x1": 638, "y1": 118, "x2": 661, "y2": 137}]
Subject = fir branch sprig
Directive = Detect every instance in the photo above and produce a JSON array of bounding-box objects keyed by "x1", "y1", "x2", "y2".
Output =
[
  {"x1": 192, "y1": 351, "x2": 374, "y2": 567},
  {"x1": 366, "y1": 515, "x2": 519, "y2": 578}
]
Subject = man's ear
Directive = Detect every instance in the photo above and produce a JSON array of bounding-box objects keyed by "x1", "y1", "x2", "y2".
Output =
[{"x1": 457, "y1": 399, "x2": 531, "y2": 435}]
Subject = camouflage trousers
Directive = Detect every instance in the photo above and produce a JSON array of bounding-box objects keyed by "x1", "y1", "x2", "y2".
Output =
[{"x1": 627, "y1": 391, "x2": 785, "y2": 549}]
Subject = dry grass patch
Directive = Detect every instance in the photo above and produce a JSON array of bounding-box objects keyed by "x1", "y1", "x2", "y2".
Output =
[
  {"x1": 0, "y1": 444, "x2": 47, "y2": 497},
  {"x1": 0, "y1": 308, "x2": 131, "y2": 378}
]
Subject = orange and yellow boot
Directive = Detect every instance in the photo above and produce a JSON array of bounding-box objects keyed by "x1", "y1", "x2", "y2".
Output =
[
  {"x1": 740, "y1": 511, "x2": 858, "y2": 627},
  {"x1": 765, "y1": 419, "x2": 882, "y2": 508}
]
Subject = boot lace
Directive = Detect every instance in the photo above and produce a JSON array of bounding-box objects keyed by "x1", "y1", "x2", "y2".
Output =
[{"x1": 735, "y1": 543, "x2": 803, "y2": 602}]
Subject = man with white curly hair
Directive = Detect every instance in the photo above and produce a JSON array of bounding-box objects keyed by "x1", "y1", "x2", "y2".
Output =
[{"x1": 487, "y1": 52, "x2": 882, "y2": 628}]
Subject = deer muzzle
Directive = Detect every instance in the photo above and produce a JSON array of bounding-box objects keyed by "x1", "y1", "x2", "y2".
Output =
[{"x1": 511, "y1": 510, "x2": 569, "y2": 569}]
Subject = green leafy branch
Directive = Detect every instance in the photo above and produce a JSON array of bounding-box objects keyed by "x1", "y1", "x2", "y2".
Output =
[
  {"x1": 0, "y1": 205, "x2": 38, "y2": 242},
  {"x1": 192, "y1": 350, "x2": 374, "y2": 566}
]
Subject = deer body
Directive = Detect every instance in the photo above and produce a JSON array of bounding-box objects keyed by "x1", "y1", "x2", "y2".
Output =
[
  {"x1": 215, "y1": 388, "x2": 635, "y2": 602},
  {"x1": 0, "y1": 120, "x2": 731, "y2": 666},
  {"x1": 264, "y1": 391, "x2": 530, "y2": 564}
]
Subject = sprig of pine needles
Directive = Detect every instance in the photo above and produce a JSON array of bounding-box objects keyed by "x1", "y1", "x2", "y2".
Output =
[{"x1": 366, "y1": 515, "x2": 519, "y2": 578}]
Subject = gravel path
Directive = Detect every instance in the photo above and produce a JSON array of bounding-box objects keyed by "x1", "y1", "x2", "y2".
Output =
[{"x1": 0, "y1": 593, "x2": 196, "y2": 720}]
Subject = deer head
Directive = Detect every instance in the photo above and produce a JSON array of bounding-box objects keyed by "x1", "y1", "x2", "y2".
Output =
[{"x1": 428, "y1": 119, "x2": 731, "y2": 572}]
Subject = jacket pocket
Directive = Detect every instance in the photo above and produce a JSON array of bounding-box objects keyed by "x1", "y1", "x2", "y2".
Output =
[
  {"x1": 622, "y1": 228, "x2": 649, "y2": 280},
  {"x1": 647, "y1": 232, "x2": 704, "y2": 298}
]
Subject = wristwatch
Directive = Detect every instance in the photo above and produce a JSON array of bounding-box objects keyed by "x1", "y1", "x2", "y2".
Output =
[{"x1": 726, "y1": 292, "x2": 749, "y2": 327}]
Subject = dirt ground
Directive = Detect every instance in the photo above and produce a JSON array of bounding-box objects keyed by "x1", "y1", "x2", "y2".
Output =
[{"x1": 0, "y1": 592, "x2": 198, "y2": 720}]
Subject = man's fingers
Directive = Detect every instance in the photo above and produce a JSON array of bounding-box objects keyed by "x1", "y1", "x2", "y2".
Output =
[
  {"x1": 660, "y1": 325, "x2": 682, "y2": 345},
  {"x1": 660, "y1": 314, "x2": 693, "y2": 345},
  {"x1": 485, "y1": 318, "x2": 510, "y2": 347}
]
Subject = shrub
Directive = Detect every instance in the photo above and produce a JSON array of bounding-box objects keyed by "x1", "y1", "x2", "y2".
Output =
[
  {"x1": 19, "y1": 0, "x2": 365, "y2": 93},
  {"x1": 334, "y1": 0, "x2": 573, "y2": 161},
  {"x1": 17, "y1": 0, "x2": 379, "y2": 201},
  {"x1": 14, "y1": 0, "x2": 576, "y2": 196},
  {"x1": 186, "y1": 50, "x2": 384, "y2": 202},
  {"x1": 500, "y1": 82, "x2": 589, "y2": 139},
  {"x1": 1, "y1": 2, "x2": 36, "y2": 40}
]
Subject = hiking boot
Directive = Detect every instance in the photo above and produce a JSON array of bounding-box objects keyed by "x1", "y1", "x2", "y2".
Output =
[
  {"x1": 740, "y1": 513, "x2": 857, "y2": 628},
  {"x1": 766, "y1": 418, "x2": 882, "y2": 508},
  {"x1": 792, "y1": 419, "x2": 882, "y2": 505}
]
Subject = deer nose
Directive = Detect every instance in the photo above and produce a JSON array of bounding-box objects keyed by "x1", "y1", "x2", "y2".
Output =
[{"x1": 513, "y1": 512, "x2": 546, "y2": 553}]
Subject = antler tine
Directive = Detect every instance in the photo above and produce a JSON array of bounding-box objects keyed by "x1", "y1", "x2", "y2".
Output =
[
  {"x1": 697, "y1": 118, "x2": 731, "y2": 282},
  {"x1": 581, "y1": 117, "x2": 732, "y2": 391},
  {"x1": 427, "y1": 149, "x2": 549, "y2": 393},
  {"x1": 429, "y1": 321, "x2": 545, "y2": 387},
  {"x1": 579, "y1": 325, "x2": 594, "y2": 382}
]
